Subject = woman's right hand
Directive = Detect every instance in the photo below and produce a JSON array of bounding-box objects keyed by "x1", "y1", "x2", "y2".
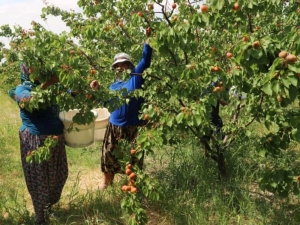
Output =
[{"x1": 90, "y1": 80, "x2": 100, "y2": 91}]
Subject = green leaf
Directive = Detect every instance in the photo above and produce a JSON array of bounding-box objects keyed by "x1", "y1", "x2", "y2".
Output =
[
  {"x1": 270, "y1": 182, "x2": 278, "y2": 188},
  {"x1": 288, "y1": 64, "x2": 300, "y2": 73},
  {"x1": 193, "y1": 115, "x2": 202, "y2": 126},
  {"x1": 288, "y1": 76, "x2": 298, "y2": 87},
  {"x1": 200, "y1": 13, "x2": 209, "y2": 25},
  {"x1": 166, "y1": 117, "x2": 173, "y2": 127},
  {"x1": 262, "y1": 82, "x2": 273, "y2": 95},
  {"x1": 282, "y1": 78, "x2": 290, "y2": 88},
  {"x1": 26, "y1": 155, "x2": 32, "y2": 163},
  {"x1": 259, "y1": 149, "x2": 267, "y2": 157},
  {"x1": 17, "y1": 52, "x2": 24, "y2": 60},
  {"x1": 137, "y1": 133, "x2": 148, "y2": 143},
  {"x1": 212, "y1": 0, "x2": 224, "y2": 10},
  {"x1": 175, "y1": 112, "x2": 184, "y2": 124},
  {"x1": 250, "y1": 49, "x2": 263, "y2": 60},
  {"x1": 288, "y1": 85, "x2": 298, "y2": 102},
  {"x1": 272, "y1": 80, "x2": 280, "y2": 94}
]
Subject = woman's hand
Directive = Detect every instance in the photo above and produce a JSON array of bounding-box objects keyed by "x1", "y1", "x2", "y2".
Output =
[
  {"x1": 41, "y1": 75, "x2": 59, "y2": 90},
  {"x1": 90, "y1": 80, "x2": 100, "y2": 91},
  {"x1": 145, "y1": 27, "x2": 151, "y2": 37},
  {"x1": 218, "y1": 99, "x2": 228, "y2": 106}
]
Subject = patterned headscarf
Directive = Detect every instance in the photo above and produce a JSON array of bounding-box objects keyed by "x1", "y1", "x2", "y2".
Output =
[
  {"x1": 8, "y1": 62, "x2": 35, "y2": 100},
  {"x1": 20, "y1": 62, "x2": 30, "y2": 82}
]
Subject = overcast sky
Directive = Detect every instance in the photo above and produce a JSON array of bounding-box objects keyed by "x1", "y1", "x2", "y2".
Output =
[{"x1": 0, "y1": 0, "x2": 79, "y2": 47}]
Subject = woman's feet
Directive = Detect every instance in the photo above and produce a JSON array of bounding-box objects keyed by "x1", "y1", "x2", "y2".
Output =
[{"x1": 99, "y1": 173, "x2": 114, "y2": 190}]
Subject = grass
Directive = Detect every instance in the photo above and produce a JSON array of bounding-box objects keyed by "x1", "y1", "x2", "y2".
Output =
[{"x1": 0, "y1": 87, "x2": 300, "y2": 225}]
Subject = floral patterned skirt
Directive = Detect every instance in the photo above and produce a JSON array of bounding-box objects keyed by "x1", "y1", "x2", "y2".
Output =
[
  {"x1": 19, "y1": 129, "x2": 68, "y2": 223},
  {"x1": 101, "y1": 122, "x2": 144, "y2": 174}
]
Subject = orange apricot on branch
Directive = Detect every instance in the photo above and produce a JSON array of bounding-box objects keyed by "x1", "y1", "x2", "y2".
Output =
[
  {"x1": 125, "y1": 168, "x2": 132, "y2": 175},
  {"x1": 130, "y1": 187, "x2": 137, "y2": 193},
  {"x1": 148, "y1": 4, "x2": 154, "y2": 10},
  {"x1": 130, "y1": 149, "x2": 137, "y2": 155},
  {"x1": 277, "y1": 95, "x2": 282, "y2": 102},
  {"x1": 126, "y1": 163, "x2": 132, "y2": 169},
  {"x1": 212, "y1": 47, "x2": 218, "y2": 52},
  {"x1": 252, "y1": 41, "x2": 260, "y2": 49},
  {"x1": 285, "y1": 54, "x2": 297, "y2": 64},
  {"x1": 242, "y1": 36, "x2": 248, "y2": 42},
  {"x1": 278, "y1": 51, "x2": 288, "y2": 58},
  {"x1": 233, "y1": 3, "x2": 240, "y2": 10},
  {"x1": 144, "y1": 114, "x2": 149, "y2": 120},
  {"x1": 211, "y1": 66, "x2": 221, "y2": 72},
  {"x1": 201, "y1": 5, "x2": 209, "y2": 12},
  {"x1": 129, "y1": 172, "x2": 137, "y2": 179},
  {"x1": 121, "y1": 185, "x2": 131, "y2": 192},
  {"x1": 255, "y1": 26, "x2": 261, "y2": 31},
  {"x1": 52, "y1": 135, "x2": 59, "y2": 140},
  {"x1": 129, "y1": 179, "x2": 135, "y2": 187},
  {"x1": 118, "y1": 21, "x2": 124, "y2": 28},
  {"x1": 86, "y1": 94, "x2": 92, "y2": 99},
  {"x1": 226, "y1": 52, "x2": 233, "y2": 58},
  {"x1": 91, "y1": 69, "x2": 96, "y2": 75}
]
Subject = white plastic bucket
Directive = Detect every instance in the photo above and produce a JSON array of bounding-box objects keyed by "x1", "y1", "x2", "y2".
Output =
[
  {"x1": 59, "y1": 109, "x2": 98, "y2": 148},
  {"x1": 93, "y1": 108, "x2": 110, "y2": 142}
]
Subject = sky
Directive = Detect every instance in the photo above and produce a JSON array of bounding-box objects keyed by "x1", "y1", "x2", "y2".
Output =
[
  {"x1": 0, "y1": 0, "x2": 181, "y2": 48},
  {"x1": 0, "y1": 0, "x2": 80, "y2": 47}
]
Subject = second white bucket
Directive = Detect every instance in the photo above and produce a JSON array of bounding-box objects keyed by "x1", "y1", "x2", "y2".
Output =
[
  {"x1": 59, "y1": 109, "x2": 98, "y2": 148},
  {"x1": 93, "y1": 108, "x2": 110, "y2": 142}
]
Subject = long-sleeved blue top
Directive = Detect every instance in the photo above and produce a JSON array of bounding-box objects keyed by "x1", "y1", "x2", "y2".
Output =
[
  {"x1": 109, "y1": 43, "x2": 152, "y2": 126},
  {"x1": 15, "y1": 84, "x2": 64, "y2": 135}
]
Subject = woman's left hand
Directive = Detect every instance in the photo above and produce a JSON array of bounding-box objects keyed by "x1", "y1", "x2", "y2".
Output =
[{"x1": 41, "y1": 75, "x2": 59, "y2": 90}]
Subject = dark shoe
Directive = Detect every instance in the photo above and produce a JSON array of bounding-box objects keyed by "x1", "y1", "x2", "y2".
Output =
[
  {"x1": 44, "y1": 204, "x2": 58, "y2": 222},
  {"x1": 36, "y1": 220, "x2": 48, "y2": 225}
]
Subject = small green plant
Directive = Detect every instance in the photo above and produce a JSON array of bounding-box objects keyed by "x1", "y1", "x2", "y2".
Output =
[{"x1": 25, "y1": 135, "x2": 58, "y2": 164}]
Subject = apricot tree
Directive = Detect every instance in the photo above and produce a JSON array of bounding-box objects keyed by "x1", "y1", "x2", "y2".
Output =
[{"x1": 1, "y1": 0, "x2": 300, "y2": 224}]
